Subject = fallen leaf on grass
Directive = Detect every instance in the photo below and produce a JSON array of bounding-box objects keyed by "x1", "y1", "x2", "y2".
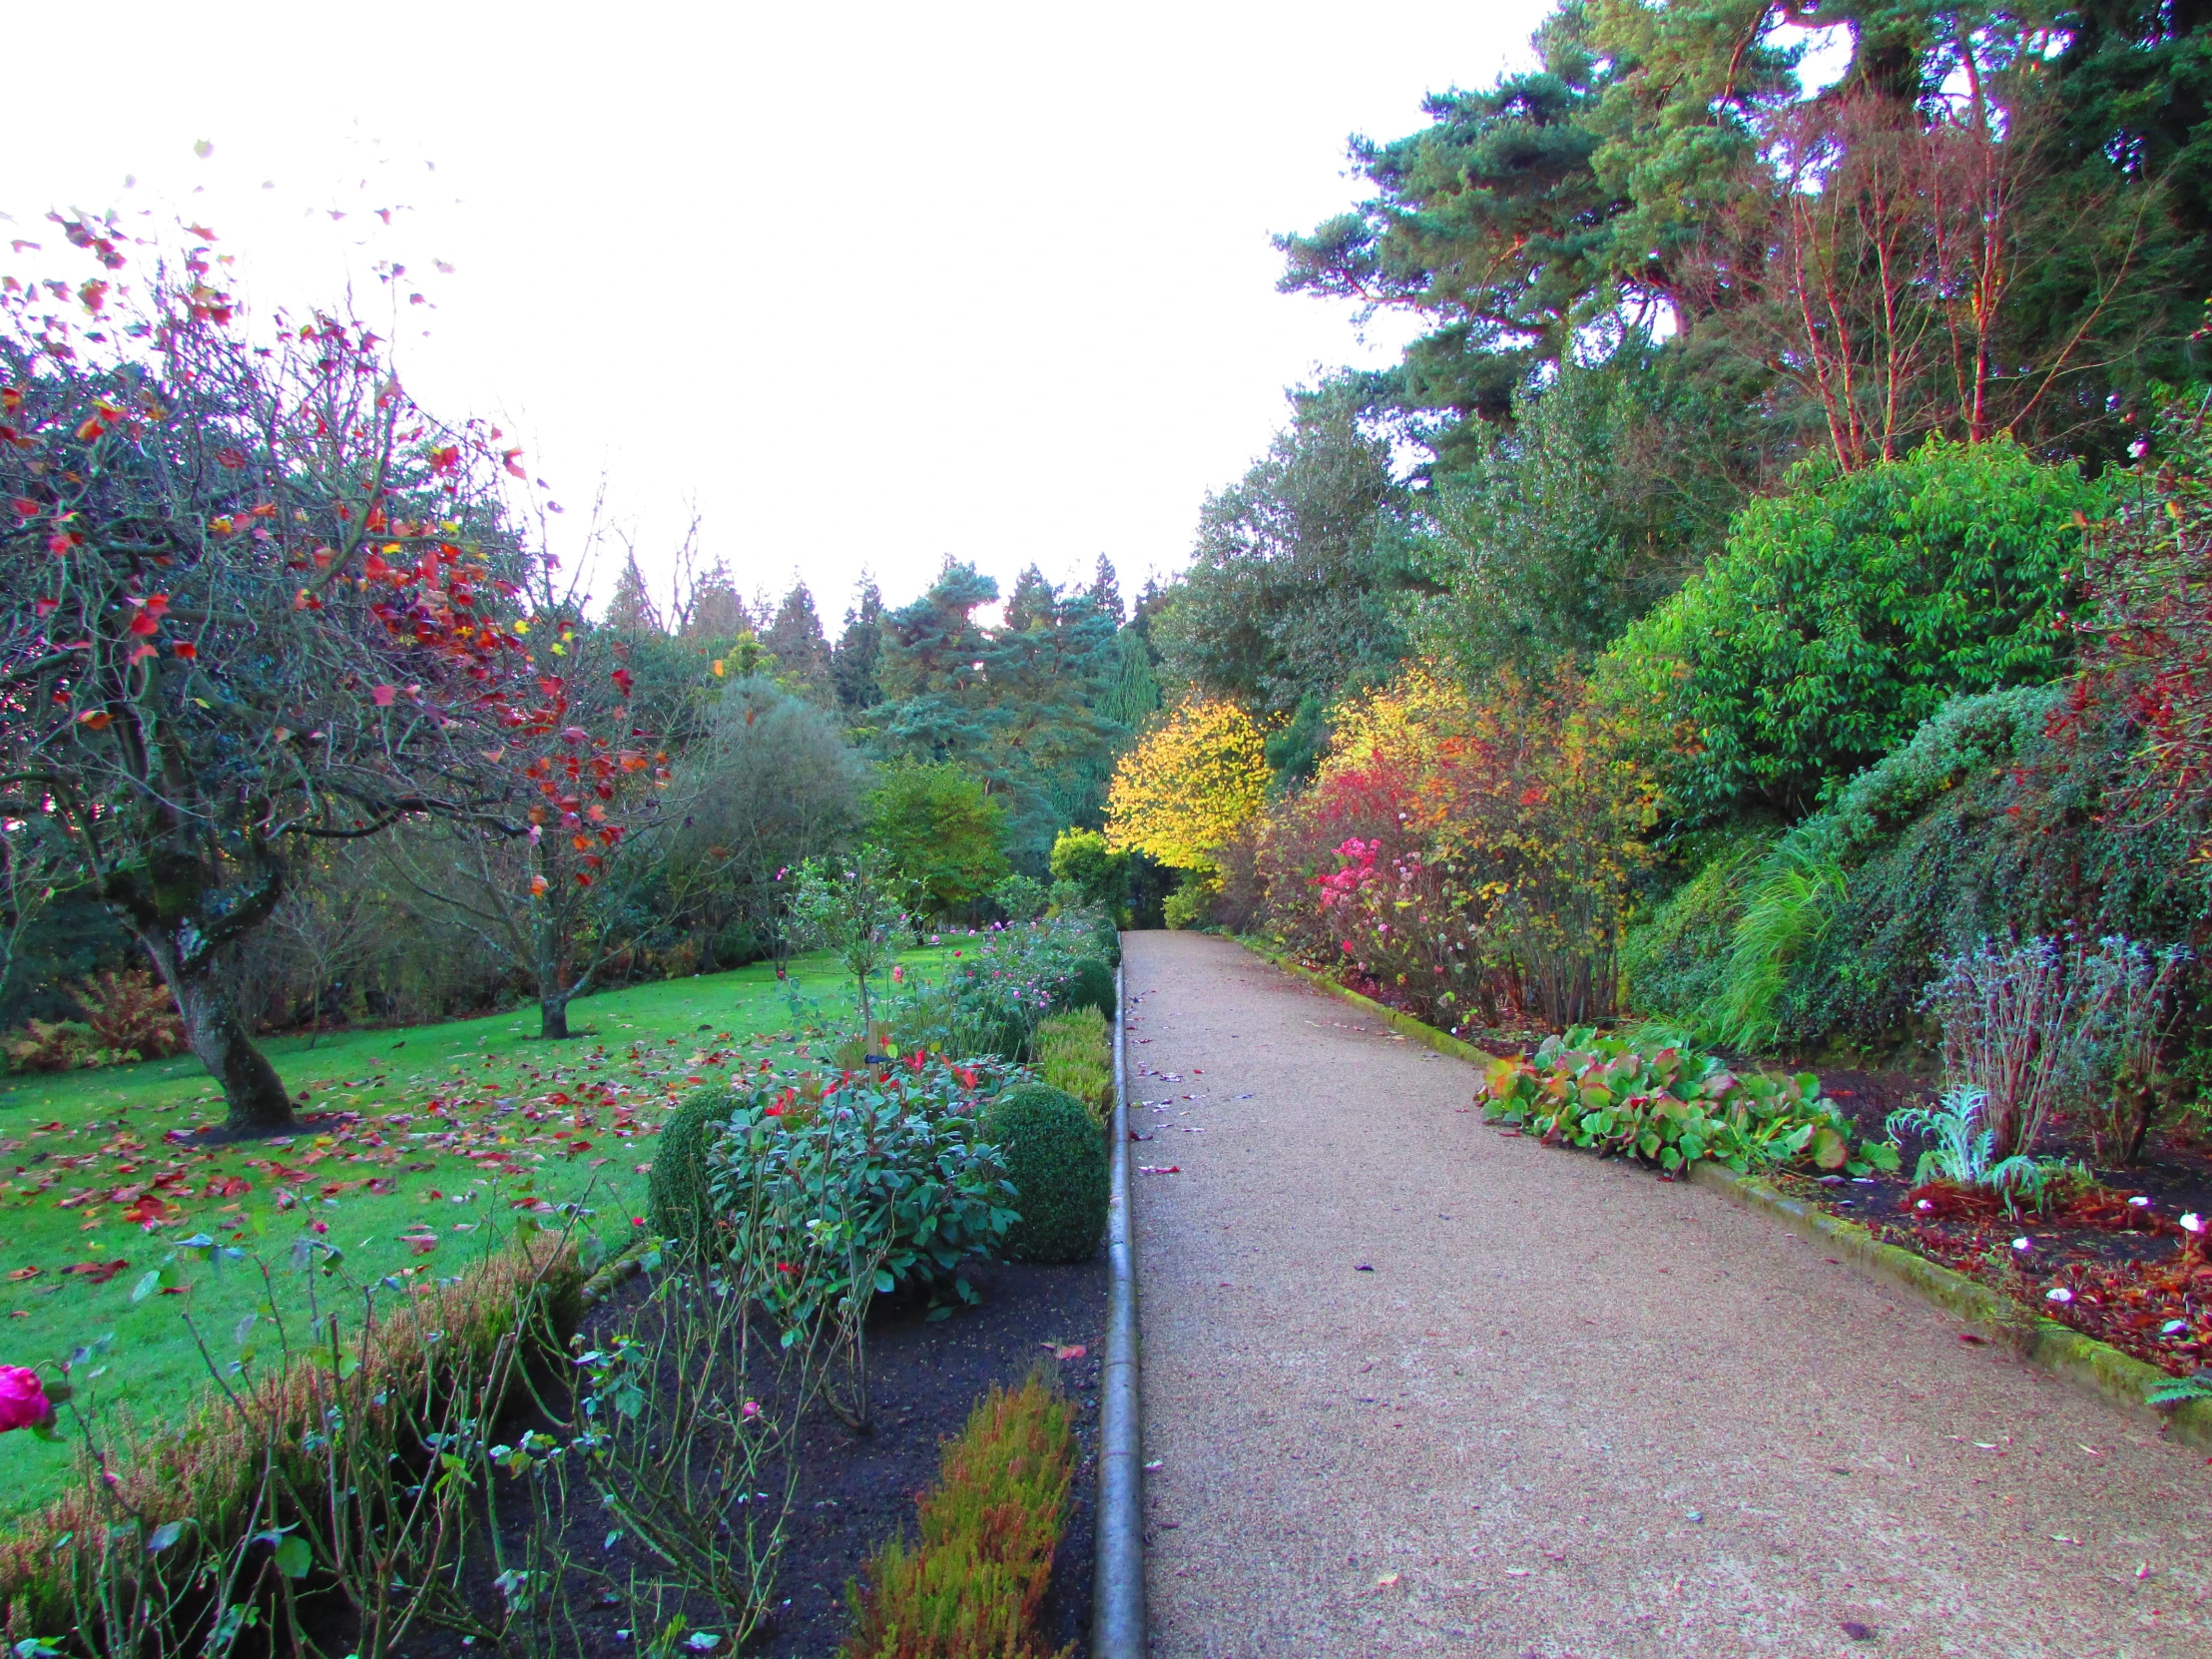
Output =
[{"x1": 4, "y1": 1267, "x2": 38, "y2": 1282}]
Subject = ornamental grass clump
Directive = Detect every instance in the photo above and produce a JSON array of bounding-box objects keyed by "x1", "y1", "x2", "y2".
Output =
[
  {"x1": 838, "y1": 1376, "x2": 1075, "y2": 1659},
  {"x1": 1477, "y1": 1029, "x2": 1899, "y2": 1178}
]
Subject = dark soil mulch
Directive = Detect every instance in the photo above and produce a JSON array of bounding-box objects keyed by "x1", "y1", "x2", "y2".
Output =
[
  {"x1": 357, "y1": 1254, "x2": 1104, "y2": 1659},
  {"x1": 1775, "y1": 1066, "x2": 2212, "y2": 1377},
  {"x1": 752, "y1": 1258, "x2": 1106, "y2": 1657}
]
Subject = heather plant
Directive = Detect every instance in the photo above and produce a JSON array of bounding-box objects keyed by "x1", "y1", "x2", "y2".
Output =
[
  {"x1": 837, "y1": 1375, "x2": 1074, "y2": 1659},
  {"x1": 1033, "y1": 1007, "x2": 1112, "y2": 1122}
]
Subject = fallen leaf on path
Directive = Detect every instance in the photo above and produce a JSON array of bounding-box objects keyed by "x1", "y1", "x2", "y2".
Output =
[
  {"x1": 1137, "y1": 1166, "x2": 1180, "y2": 1175},
  {"x1": 1375, "y1": 1573, "x2": 1400, "y2": 1588}
]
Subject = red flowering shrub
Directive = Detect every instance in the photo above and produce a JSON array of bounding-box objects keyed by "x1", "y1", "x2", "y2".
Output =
[{"x1": 1243, "y1": 664, "x2": 1656, "y2": 1029}]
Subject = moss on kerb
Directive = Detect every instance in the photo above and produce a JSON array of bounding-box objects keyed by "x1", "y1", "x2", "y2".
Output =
[
  {"x1": 1689, "y1": 1162, "x2": 2212, "y2": 1452},
  {"x1": 1236, "y1": 936, "x2": 2212, "y2": 1454}
]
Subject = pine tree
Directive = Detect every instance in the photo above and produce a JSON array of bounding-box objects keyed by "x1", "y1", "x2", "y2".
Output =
[
  {"x1": 605, "y1": 551, "x2": 664, "y2": 635},
  {"x1": 832, "y1": 573, "x2": 885, "y2": 714},
  {"x1": 1003, "y1": 564, "x2": 1058, "y2": 633},
  {"x1": 762, "y1": 579, "x2": 834, "y2": 702}
]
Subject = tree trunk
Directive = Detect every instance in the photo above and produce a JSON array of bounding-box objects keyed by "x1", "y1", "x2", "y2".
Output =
[
  {"x1": 108, "y1": 850, "x2": 294, "y2": 1137},
  {"x1": 540, "y1": 994, "x2": 572, "y2": 1040},
  {"x1": 178, "y1": 975, "x2": 296, "y2": 1134}
]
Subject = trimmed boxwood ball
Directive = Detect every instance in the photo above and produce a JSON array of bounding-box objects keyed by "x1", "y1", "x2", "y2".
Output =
[
  {"x1": 985, "y1": 1083, "x2": 1108, "y2": 1264},
  {"x1": 648, "y1": 1086, "x2": 732, "y2": 1252},
  {"x1": 1061, "y1": 956, "x2": 1115, "y2": 1020}
]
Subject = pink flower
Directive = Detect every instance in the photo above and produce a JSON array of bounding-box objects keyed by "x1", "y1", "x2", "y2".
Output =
[
  {"x1": 0, "y1": 1366, "x2": 52, "y2": 1434},
  {"x1": 891, "y1": 965, "x2": 904, "y2": 984}
]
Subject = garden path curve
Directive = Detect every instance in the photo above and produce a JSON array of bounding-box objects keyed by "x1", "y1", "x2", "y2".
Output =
[{"x1": 1127, "y1": 931, "x2": 2211, "y2": 1659}]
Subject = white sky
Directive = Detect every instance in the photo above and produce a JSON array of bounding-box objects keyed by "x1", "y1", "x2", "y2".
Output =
[{"x1": 4, "y1": 0, "x2": 1551, "y2": 623}]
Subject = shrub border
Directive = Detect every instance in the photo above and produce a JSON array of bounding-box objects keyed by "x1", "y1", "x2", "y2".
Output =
[
  {"x1": 1235, "y1": 938, "x2": 2212, "y2": 1454},
  {"x1": 1091, "y1": 952, "x2": 1146, "y2": 1658}
]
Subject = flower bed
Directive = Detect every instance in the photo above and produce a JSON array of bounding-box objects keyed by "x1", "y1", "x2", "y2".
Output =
[{"x1": 1784, "y1": 1068, "x2": 2212, "y2": 1382}]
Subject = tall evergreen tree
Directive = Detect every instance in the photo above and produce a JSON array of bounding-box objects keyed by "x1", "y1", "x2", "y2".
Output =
[
  {"x1": 762, "y1": 579, "x2": 834, "y2": 702},
  {"x1": 875, "y1": 561, "x2": 1126, "y2": 867},
  {"x1": 1003, "y1": 563, "x2": 1058, "y2": 633},
  {"x1": 1088, "y1": 554, "x2": 1125, "y2": 627},
  {"x1": 831, "y1": 572, "x2": 886, "y2": 714},
  {"x1": 681, "y1": 559, "x2": 749, "y2": 641},
  {"x1": 605, "y1": 550, "x2": 664, "y2": 635},
  {"x1": 1103, "y1": 627, "x2": 1162, "y2": 730},
  {"x1": 1152, "y1": 373, "x2": 1418, "y2": 722}
]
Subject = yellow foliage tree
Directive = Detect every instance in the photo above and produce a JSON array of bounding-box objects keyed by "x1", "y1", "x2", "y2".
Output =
[{"x1": 1105, "y1": 697, "x2": 1270, "y2": 871}]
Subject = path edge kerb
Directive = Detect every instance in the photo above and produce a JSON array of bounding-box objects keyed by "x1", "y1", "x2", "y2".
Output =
[
  {"x1": 1091, "y1": 951, "x2": 1146, "y2": 1657},
  {"x1": 1233, "y1": 936, "x2": 2212, "y2": 1453}
]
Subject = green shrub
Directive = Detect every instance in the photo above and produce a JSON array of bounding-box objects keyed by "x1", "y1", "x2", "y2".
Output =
[
  {"x1": 1694, "y1": 682, "x2": 2211, "y2": 1053},
  {"x1": 1059, "y1": 956, "x2": 1114, "y2": 1020},
  {"x1": 3, "y1": 1017, "x2": 97, "y2": 1073},
  {"x1": 1091, "y1": 912, "x2": 1122, "y2": 966},
  {"x1": 1163, "y1": 879, "x2": 1215, "y2": 931},
  {"x1": 984, "y1": 1084, "x2": 1107, "y2": 1264},
  {"x1": 648, "y1": 1086, "x2": 731, "y2": 1252},
  {"x1": 706, "y1": 1060, "x2": 1021, "y2": 1317},
  {"x1": 991, "y1": 872, "x2": 1051, "y2": 921},
  {"x1": 1601, "y1": 438, "x2": 2104, "y2": 822},
  {"x1": 1476, "y1": 1028, "x2": 1900, "y2": 1178},
  {"x1": 886, "y1": 914, "x2": 1105, "y2": 1061},
  {"x1": 1034, "y1": 1006, "x2": 1112, "y2": 1123},
  {"x1": 1619, "y1": 828, "x2": 1777, "y2": 1025},
  {"x1": 1050, "y1": 827, "x2": 1129, "y2": 914},
  {"x1": 839, "y1": 1376, "x2": 1073, "y2": 1658}
]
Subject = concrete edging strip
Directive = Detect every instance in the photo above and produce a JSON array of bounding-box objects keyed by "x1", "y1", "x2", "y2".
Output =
[
  {"x1": 1092, "y1": 952, "x2": 1146, "y2": 1657},
  {"x1": 1233, "y1": 935, "x2": 2212, "y2": 1454}
]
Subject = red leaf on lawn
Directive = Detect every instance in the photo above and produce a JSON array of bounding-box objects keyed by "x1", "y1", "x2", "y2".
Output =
[
  {"x1": 4, "y1": 1267, "x2": 39, "y2": 1282},
  {"x1": 63, "y1": 1260, "x2": 130, "y2": 1284},
  {"x1": 205, "y1": 1175, "x2": 251, "y2": 1198}
]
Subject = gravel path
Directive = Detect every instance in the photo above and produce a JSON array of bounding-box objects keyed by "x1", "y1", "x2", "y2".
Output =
[{"x1": 1127, "y1": 932, "x2": 2212, "y2": 1659}]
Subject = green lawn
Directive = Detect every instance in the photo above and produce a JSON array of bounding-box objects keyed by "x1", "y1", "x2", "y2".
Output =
[{"x1": 0, "y1": 950, "x2": 928, "y2": 1524}]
